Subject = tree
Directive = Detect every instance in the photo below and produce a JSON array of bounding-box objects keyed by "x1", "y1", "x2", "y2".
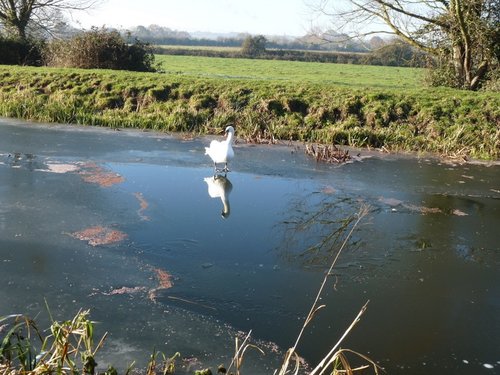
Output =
[
  {"x1": 0, "y1": 0, "x2": 98, "y2": 40},
  {"x1": 241, "y1": 35, "x2": 267, "y2": 56},
  {"x1": 311, "y1": 0, "x2": 499, "y2": 90}
]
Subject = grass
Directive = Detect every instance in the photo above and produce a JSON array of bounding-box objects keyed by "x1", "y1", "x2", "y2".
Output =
[{"x1": 0, "y1": 60, "x2": 498, "y2": 159}]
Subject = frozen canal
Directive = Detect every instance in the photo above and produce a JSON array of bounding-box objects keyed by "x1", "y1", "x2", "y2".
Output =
[{"x1": 0, "y1": 118, "x2": 499, "y2": 374}]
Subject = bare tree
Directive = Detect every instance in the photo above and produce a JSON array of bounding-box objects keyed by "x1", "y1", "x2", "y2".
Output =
[
  {"x1": 309, "y1": 0, "x2": 499, "y2": 90},
  {"x1": 0, "y1": 0, "x2": 100, "y2": 40}
]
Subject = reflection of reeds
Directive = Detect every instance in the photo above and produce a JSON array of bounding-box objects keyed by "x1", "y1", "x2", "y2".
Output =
[{"x1": 280, "y1": 195, "x2": 362, "y2": 266}]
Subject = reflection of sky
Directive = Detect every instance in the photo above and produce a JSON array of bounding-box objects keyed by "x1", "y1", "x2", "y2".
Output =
[{"x1": 1, "y1": 119, "x2": 499, "y2": 374}]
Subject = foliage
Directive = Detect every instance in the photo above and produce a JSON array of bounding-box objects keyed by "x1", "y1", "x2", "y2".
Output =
[
  {"x1": 423, "y1": 0, "x2": 499, "y2": 90},
  {"x1": 241, "y1": 35, "x2": 267, "y2": 56},
  {"x1": 43, "y1": 28, "x2": 155, "y2": 72},
  {"x1": 481, "y1": 65, "x2": 500, "y2": 92},
  {"x1": 0, "y1": 36, "x2": 45, "y2": 66},
  {"x1": 362, "y1": 41, "x2": 428, "y2": 67},
  {"x1": 0, "y1": 64, "x2": 498, "y2": 159}
]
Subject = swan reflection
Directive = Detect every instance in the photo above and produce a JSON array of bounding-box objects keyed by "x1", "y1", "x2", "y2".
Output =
[{"x1": 204, "y1": 174, "x2": 233, "y2": 218}]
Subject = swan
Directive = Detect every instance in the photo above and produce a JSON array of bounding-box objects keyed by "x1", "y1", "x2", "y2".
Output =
[
  {"x1": 205, "y1": 126, "x2": 235, "y2": 173},
  {"x1": 204, "y1": 175, "x2": 233, "y2": 218}
]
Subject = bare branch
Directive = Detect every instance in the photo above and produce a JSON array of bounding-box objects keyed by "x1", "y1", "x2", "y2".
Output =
[{"x1": 0, "y1": 0, "x2": 101, "y2": 38}]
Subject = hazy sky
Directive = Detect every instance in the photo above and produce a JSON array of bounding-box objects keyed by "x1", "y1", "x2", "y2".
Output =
[{"x1": 74, "y1": 0, "x2": 318, "y2": 36}]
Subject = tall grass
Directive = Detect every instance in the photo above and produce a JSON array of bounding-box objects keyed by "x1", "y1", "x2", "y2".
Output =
[
  {"x1": 0, "y1": 64, "x2": 498, "y2": 159},
  {"x1": 0, "y1": 310, "x2": 180, "y2": 375},
  {"x1": 0, "y1": 309, "x2": 107, "y2": 374}
]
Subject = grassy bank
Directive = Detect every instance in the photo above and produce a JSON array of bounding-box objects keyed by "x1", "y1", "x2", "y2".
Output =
[{"x1": 0, "y1": 63, "x2": 498, "y2": 159}]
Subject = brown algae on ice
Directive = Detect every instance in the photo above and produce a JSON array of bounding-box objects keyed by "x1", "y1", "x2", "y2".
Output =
[{"x1": 70, "y1": 226, "x2": 127, "y2": 246}]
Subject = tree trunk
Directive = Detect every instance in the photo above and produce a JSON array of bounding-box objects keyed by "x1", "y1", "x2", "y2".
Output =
[
  {"x1": 452, "y1": 44, "x2": 467, "y2": 87},
  {"x1": 470, "y1": 61, "x2": 489, "y2": 90},
  {"x1": 14, "y1": 22, "x2": 28, "y2": 40}
]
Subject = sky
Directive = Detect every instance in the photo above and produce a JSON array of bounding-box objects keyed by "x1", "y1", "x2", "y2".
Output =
[{"x1": 74, "y1": 0, "x2": 320, "y2": 36}]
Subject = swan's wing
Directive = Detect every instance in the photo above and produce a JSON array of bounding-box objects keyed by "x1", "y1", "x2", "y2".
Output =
[
  {"x1": 205, "y1": 140, "x2": 220, "y2": 156},
  {"x1": 226, "y1": 144, "x2": 234, "y2": 160},
  {"x1": 206, "y1": 140, "x2": 231, "y2": 163},
  {"x1": 204, "y1": 177, "x2": 222, "y2": 198},
  {"x1": 209, "y1": 140, "x2": 221, "y2": 148}
]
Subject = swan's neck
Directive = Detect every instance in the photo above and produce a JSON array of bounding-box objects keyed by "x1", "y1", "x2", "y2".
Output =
[
  {"x1": 226, "y1": 131, "x2": 234, "y2": 144},
  {"x1": 222, "y1": 198, "x2": 230, "y2": 217}
]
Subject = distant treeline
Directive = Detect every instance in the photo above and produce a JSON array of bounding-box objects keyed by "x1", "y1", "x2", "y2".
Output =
[
  {"x1": 126, "y1": 25, "x2": 427, "y2": 67},
  {"x1": 154, "y1": 44, "x2": 428, "y2": 68},
  {"x1": 144, "y1": 37, "x2": 242, "y2": 48},
  {"x1": 153, "y1": 46, "x2": 364, "y2": 64},
  {"x1": 124, "y1": 25, "x2": 368, "y2": 53},
  {"x1": 133, "y1": 36, "x2": 367, "y2": 53}
]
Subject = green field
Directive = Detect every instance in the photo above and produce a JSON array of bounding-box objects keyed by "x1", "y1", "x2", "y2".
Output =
[
  {"x1": 0, "y1": 58, "x2": 498, "y2": 159},
  {"x1": 156, "y1": 45, "x2": 242, "y2": 52},
  {"x1": 156, "y1": 54, "x2": 423, "y2": 89}
]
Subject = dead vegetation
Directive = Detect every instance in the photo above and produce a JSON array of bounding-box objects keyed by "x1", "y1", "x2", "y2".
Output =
[{"x1": 305, "y1": 143, "x2": 351, "y2": 163}]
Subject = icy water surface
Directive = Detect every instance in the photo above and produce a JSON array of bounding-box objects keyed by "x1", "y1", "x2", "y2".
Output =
[{"x1": 0, "y1": 118, "x2": 499, "y2": 374}]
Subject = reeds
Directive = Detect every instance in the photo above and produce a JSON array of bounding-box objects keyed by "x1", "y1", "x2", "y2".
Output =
[
  {"x1": 305, "y1": 144, "x2": 351, "y2": 163},
  {"x1": 0, "y1": 309, "x2": 107, "y2": 374},
  {"x1": 146, "y1": 349, "x2": 180, "y2": 375},
  {"x1": 276, "y1": 204, "x2": 380, "y2": 375}
]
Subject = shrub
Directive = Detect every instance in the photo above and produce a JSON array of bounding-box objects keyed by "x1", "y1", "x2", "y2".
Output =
[
  {"x1": 0, "y1": 36, "x2": 44, "y2": 66},
  {"x1": 44, "y1": 27, "x2": 155, "y2": 72},
  {"x1": 362, "y1": 41, "x2": 428, "y2": 67},
  {"x1": 241, "y1": 35, "x2": 267, "y2": 56},
  {"x1": 480, "y1": 66, "x2": 500, "y2": 92}
]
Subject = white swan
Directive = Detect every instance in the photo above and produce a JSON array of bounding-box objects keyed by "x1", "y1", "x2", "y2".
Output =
[
  {"x1": 204, "y1": 175, "x2": 233, "y2": 218},
  {"x1": 205, "y1": 126, "x2": 235, "y2": 173}
]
